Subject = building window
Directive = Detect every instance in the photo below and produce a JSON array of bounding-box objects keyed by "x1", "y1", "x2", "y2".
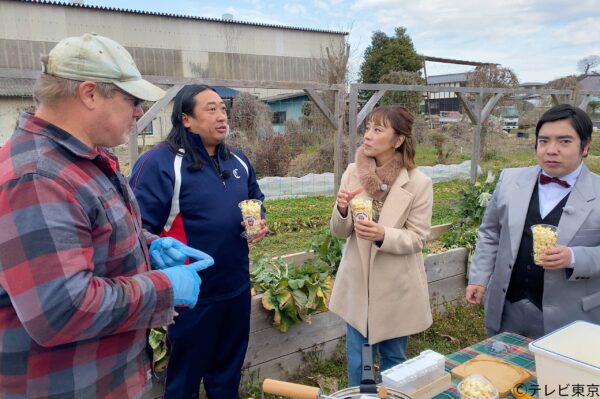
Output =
[
  {"x1": 273, "y1": 111, "x2": 286, "y2": 124},
  {"x1": 139, "y1": 123, "x2": 154, "y2": 136}
]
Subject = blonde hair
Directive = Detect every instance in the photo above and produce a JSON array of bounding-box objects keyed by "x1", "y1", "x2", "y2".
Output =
[
  {"x1": 366, "y1": 106, "x2": 417, "y2": 170},
  {"x1": 34, "y1": 59, "x2": 116, "y2": 105}
]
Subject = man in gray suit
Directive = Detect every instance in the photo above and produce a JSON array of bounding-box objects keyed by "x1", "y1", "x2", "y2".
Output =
[{"x1": 466, "y1": 104, "x2": 600, "y2": 339}]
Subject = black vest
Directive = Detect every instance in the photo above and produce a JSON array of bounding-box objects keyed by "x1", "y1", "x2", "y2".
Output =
[{"x1": 506, "y1": 184, "x2": 570, "y2": 309}]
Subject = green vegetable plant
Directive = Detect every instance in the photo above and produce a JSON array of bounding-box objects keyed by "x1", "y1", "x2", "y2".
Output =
[
  {"x1": 441, "y1": 173, "x2": 497, "y2": 264},
  {"x1": 149, "y1": 326, "x2": 168, "y2": 376},
  {"x1": 250, "y1": 254, "x2": 333, "y2": 333},
  {"x1": 309, "y1": 231, "x2": 344, "y2": 276}
]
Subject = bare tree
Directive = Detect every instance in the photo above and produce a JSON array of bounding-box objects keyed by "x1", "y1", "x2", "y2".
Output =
[
  {"x1": 577, "y1": 55, "x2": 600, "y2": 75},
  {"x1": 466, "y1": 65, "x2": 519, "y2": 154},
  {"x1": 544, "y1": 75, "x2": 581, "y2": 105},
  {"x1": 229, "y1": 92, "x2": 273, "y2": 141}
]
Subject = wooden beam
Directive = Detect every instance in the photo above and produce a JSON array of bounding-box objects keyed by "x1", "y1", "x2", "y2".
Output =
[
  {"x1": 304, "y1": 89, "x2": 336, "y2": 129},
  {"x1": 348, "y1": 87, "x2": 359, "y2": 165},
  {"x1": 357, "y1": 90, "x2": 386, "y2": 127},
  {"x1": 136, "y1": 85, "x2": 183, "y2": 133},
  {"x1": 129, "y1": 84, "x2": 183, "y2": 167},
  {"x1": 145, "y1": 74, "x2": 343, "y2": 91},
  {"x1": 429, "y1": 223, "x2": 452, "y2": 241},
  {"x1": 471, "y1": 92, "x2": 483, "y2": 184},
  {"x1": 352, "y1": 83, "x2": 572, "y2": 96},
  {"x1": 579, "y1": 94, "x2": 592, "y2": 110},
  {"x1": 481, "y1": 93, "x2": 504, "y2": 124},
  {"x1": 456, "y1": 93, "x2": 477, "y2": 124}
]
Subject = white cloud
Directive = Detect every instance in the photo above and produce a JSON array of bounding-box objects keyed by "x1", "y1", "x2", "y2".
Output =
[
  {"x1": 553, "y1": 17, "x2": 600, "y2": 45},
  {"x1": 284, "y1": 3, "x2": 308, "y2": 15}
]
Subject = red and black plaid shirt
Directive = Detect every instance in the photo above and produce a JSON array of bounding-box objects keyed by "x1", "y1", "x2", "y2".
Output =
[{"x1": 0, "y1": 113, "x2": 174, "y2": 399}]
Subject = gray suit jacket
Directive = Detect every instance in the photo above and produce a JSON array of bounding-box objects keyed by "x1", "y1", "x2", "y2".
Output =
[{"x1": 469, "y1": 164, "x2": 600, "y2": 334}]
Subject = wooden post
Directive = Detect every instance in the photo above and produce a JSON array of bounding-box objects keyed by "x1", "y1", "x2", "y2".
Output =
[
  {"x1": 334, "y1": 89, "x2": 344, "y2": 194},
  {"x1": 579, "y1": 94, "x2": 591, "y2": 110},
  {"x1": 348, "y1": 86, "x2": 359, "y2": 165},
  {"x1": 470, "y1": 92, "x2": 483, "y2": 184}
]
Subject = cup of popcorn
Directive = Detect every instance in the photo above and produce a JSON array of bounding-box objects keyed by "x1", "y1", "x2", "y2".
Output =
[
  {"x1": 239, "y1": 199, "x2": 262, "y2": 239},
  {"x1": 350, "y1": 198, "x2": 373, "y2": 222},
  {"x1": 531, "y1": 224, "x2": 558, "y2": 265},
  {"x1": 457, "y1": 374, "x2": 498, "y2": 399}
]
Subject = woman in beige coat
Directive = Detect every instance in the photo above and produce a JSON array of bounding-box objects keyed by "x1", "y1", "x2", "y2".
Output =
[{"x1": 329, "y1": 106, "x2": 433, "y2": 386}]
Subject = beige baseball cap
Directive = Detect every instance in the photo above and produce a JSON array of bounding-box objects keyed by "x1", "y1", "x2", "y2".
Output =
[{"x1": 42, "y1": 33, "x2": 165, "y2": 101}]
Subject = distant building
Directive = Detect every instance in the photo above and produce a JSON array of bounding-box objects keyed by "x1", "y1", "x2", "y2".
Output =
[
  {"x1": 0, "y1": 0, "x2": 347, "y2": 144},
  {"x1": 263, "y1": 92, "x2": 308, "y2": 133},
  {"x1": 425, "y1": 72, "x2": 470, "y2": 114},
  {"x1": 519, "y1": 82, "x2": 546, "y2": 106}
]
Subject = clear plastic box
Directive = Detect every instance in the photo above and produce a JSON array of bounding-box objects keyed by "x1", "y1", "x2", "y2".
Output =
[
  {"x1": 381, "y1": 364, "x2": 418, "y2": 393},
  {"x1": 420, "y1": 349, "x2": 446, "y2": 379},
  {"x1": 382, "y1": 350, "x2": 446, "y2": 393}
]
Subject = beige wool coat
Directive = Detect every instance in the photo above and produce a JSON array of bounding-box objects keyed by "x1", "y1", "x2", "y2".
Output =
[{"x1": 329, "y1": 163, "x2": 433, "y2": 344}]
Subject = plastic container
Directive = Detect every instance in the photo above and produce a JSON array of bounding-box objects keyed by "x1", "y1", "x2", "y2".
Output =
[
  {"x1": 529, "y1": 320, "x2": 600, "y2": 398},
  {"x1": 457, "y1": 374, "x2": 499, "y2": 399},
  {"x1": 419, "y1": 350, "x2": 446, "y2": 380},
  {"x1": 381, "y1": 364, "x2": 418, "y2": 393},
  {"x1": 530, "y1": 224, "x2": 558, "y2": 265},
  {"x1": 404, "y1": 356, "x2": 432, "y2": 387},
  {"x1": 382, "y1": 350, "x2": 447, "y2": 393}
]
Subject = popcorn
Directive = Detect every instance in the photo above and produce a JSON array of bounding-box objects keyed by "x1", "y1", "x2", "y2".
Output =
[
  {"x1": 531, "y1": 224, "x2": 558, "y2": 265},
  {"x1": 458, "y1": 374, "x2": 498, "y2": 399},
  {"x1": 350, "y1": 198, "x2": 373, "y2": 222},
  {"x1": 239, "y1": 199, "x2": 262, "y2": 238}
]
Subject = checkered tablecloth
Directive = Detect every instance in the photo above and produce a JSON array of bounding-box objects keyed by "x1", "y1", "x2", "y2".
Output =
[{"x1": 432, "y1": 332, "x2": 538, "y2": 399}]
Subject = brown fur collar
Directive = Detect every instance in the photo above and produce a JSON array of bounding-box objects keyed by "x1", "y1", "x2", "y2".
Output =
[{"x1": 355, "y1": 145, "x2": 403, "y2": 200}]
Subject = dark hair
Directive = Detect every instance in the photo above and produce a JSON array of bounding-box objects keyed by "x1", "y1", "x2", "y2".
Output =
[
  {"x1": 535, "y1": 104, "x2": 593, "y2": 152},
  {"x1": 166, "y1": 84, "x2": 230, "y2": 171},
  {"x1": 366, "y1": 106, "x2": 417, "y2": 170}
]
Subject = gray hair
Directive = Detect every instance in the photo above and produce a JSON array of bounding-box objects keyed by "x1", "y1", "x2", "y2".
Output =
[{"x1": 34, "y1": 56, "x2": 116, "y2": 105}]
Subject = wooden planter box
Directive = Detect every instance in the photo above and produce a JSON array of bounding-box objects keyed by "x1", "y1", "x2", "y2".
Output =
[{"x1": 242, "y1": 246, "x2": 469, "y2": 382}]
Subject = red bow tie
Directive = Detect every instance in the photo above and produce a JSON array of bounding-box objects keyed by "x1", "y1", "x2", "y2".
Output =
[{"x1": 539, "y1": 174, "x2": 571, "y2": 188}]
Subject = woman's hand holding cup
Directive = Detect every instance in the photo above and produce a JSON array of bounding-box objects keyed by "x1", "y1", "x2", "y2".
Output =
[{"x1": 336, "y1": 186, "x2": 363, "y2": 217}]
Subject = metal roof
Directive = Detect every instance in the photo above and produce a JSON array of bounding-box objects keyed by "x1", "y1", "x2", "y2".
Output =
[
  {"x1": 262, "y1": 92, "x2": 307, "y2": 102},
  {"x1": 426, "y1": 73, "x2": 470, "y2": 85},
  {"x1": 14, "y1": 0, "x2": 349, "y2": 35},
  {"x1": 0, "y1": 76, "x2": 239, "y2": 99},
  {"x1": 0, "y1": 78, "x2": 34, "y2": 96}
]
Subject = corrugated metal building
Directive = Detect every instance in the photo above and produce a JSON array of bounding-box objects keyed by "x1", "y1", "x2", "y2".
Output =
[{"x1": 0, "y1": 0, "x2": 347, "y2": 144}]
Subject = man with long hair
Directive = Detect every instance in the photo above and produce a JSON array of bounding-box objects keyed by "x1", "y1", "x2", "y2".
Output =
[{"x1": 130, "y1": 85, "x2": 267, "y2": 398}]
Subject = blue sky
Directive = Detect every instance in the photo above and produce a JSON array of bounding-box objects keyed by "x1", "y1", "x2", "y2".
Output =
[{"x1": 84, "y1": 0, "x2": 600, "y2": 83}]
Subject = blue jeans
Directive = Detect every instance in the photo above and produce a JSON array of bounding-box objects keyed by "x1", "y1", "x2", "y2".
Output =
[{"x1": 346, "y1": 324, "x2": 408, "y2": 387}]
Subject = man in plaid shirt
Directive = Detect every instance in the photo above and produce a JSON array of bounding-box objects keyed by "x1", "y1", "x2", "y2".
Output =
[{"x1": 0, "y1": 33, "x2": 213, "y2": 398}]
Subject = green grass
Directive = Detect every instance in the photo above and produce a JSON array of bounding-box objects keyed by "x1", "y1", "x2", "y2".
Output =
[
  {"x1": 415, "y1": 146, "x2": 471, "y2": 166},
  {"x1": 250, "y1": 196, "x2": 335, "y2": 258},
  {"x1": 250, "y1": 178, "x2": 468, "y2": 259}
]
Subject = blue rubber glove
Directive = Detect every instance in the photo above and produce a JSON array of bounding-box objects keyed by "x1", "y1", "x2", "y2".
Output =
[
  {"x1": 158, "y1": 260, "x2": 214, "y2": 308},
  {"x1": 149, "y1": 237, "x2": 214, "y2": 270}
]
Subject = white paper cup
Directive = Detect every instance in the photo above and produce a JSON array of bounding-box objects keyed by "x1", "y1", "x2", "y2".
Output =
[
  {"x1": 350, "y1": 198, "x2": 372, "y2": 222},
  {"x1": 239, "y1": 199, "x2": 262, "y2": 239}
]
